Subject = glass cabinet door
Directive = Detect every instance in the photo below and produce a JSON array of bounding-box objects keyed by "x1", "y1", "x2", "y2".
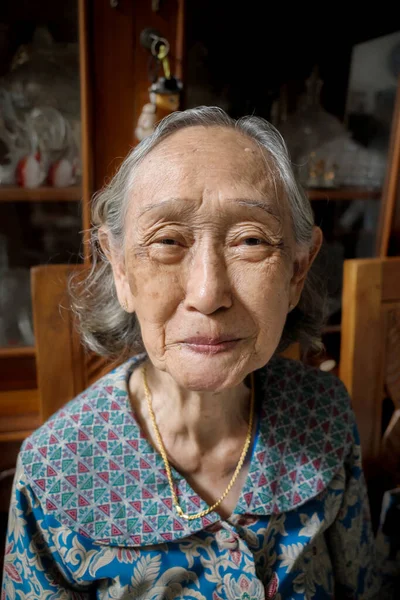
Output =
[{"x1": 0, "y1": 0, "x2": 83, "y2": 355}]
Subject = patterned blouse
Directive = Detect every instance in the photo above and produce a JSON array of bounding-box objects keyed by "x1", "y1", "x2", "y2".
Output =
[{"x1": 2, "y1": 355, "x2": 379, "y2": 599}]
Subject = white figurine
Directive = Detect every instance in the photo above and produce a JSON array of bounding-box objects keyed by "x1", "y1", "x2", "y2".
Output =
[
  {"x1": 16, "y1": 153, "x2": 45, "y2": 188},
  {"x1": 48, "y1": 158, "x2": 76, "y2": 187},
  {"x1": 135, "y1": 103, "x2": 157, "y2": 141}
]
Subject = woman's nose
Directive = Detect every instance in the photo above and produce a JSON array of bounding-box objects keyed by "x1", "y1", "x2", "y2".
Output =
[{"x1": 183, "y1": 246, "x2": 233, "y2": 315}]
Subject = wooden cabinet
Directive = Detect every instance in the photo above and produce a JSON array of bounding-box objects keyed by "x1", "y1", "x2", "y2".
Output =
[
  {"x1": 0, "y1": 0, "x2": 84, "y2": 438},
  {"x1": 0, "y1": 0, "x2": 184, "y2": 440}
]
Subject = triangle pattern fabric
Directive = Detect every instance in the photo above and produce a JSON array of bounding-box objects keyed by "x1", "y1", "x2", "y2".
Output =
[{"x1": 19, "y1": 354, "x2": 354, "y2": 547}]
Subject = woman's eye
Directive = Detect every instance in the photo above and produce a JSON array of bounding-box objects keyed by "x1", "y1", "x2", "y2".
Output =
[
  {"x1": 160, "y1": 239, "x2": 179, "y2": 246},
  {"x1": 243, "y1": 238, "x2": 264, "y2": 246}
]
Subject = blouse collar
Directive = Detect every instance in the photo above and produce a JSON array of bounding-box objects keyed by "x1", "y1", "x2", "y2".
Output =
[{"x1": 20, "y1": 354, "x2": 353, "y2": 547}]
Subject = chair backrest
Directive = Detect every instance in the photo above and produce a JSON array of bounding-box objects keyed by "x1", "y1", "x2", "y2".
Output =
[
  {"x1": 340, "y1": 257, "x2": 400, "y2": 474},
  {"x1": 31, "y1": 264, "x2": 116, "y2": 423}
]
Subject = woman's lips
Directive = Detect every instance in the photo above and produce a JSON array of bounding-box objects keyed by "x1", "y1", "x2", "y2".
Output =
[{"x1": 181, "y1": 336, "x2": 241, "y2": 354}]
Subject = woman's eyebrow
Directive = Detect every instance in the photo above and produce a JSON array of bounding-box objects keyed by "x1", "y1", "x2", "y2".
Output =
[
  {"x1": 137, "y1": 197, "x2": 282, "y2": 223},
  {"x1": 233, "y1": 198, "x2": 282, "y2": 223},
  {"x1": 138, "y1": 198, "x2": 192, "y2": 218}
]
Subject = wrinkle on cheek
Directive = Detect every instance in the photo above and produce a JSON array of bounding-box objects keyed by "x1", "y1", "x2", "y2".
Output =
[
  {"x1": 127, "y1": 263, "x2": 156, "y2": 299},
  {"x1": 125, "y1": 244, "x2": 155, "y2": 297},
  {"x1": 267, "y1": 253, "x2": 293, "y2": 286},
  {"x1": 128, "y1": 269, "x2": 138, "y2": 296}
]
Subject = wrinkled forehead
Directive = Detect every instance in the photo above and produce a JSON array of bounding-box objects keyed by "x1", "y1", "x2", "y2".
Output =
[{"x1": 128, "y1": 126, "x2": 286, "y2": 218}]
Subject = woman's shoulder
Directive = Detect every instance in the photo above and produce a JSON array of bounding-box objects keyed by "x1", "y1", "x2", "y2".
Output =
[
  {"x1": 19, "y1": 355, "x2": 144, "y2": 474},
  {"x1": 14, "y1": 353, "x2": 197, "y2": 547},
  {"x1": 260, "y1": 355, "x2": 351, "y2": 409},
  {"x1": 256, "y1": 355, "x2": 355, "y2": 455},
  {"x1": 243, "y1": 356, "x2": 358, "y2": 516}
]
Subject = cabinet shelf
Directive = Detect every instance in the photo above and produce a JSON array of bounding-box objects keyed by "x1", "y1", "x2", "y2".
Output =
[
  {"x1": 0, "y1": 186, "x2": 379, "y2": 203},
  {"x1": 0, "y1": 346, "x2": 36, "y2": 358},
  {"x1": 0, "y1": 186, "x2": 82, "y2": 203},
  {"x1": 0, "y1": 388, "x2": 40, "y2": 442},
  {"x1": 322, "y1": 324, "x2": 342, "y2": 334},
  {"x1": 307, "y1": 187, "x2": 381, "y2": 201}
]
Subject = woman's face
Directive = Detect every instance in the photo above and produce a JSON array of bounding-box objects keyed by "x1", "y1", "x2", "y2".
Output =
[{"x1": 108, "y1": 127, "x2": 321, "y2": 391}]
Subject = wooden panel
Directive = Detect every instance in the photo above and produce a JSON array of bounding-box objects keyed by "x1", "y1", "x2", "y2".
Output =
[
  {"x1": 90, "y1": 0, "x2": 184, "y2": 189},
  {"x1": 0, "y1": 356, "x2": 37, "y2": 391},
  {"x1": 0, "y1": 388, "x2": 39, "y2": 441},
  {"x1": 382, "y1": 409, "x2": 400, "y2": 475},
  {"x1": 382, "y1": 258, "x2": 400, "y2": 302},
  {"x1": 280, "y1": 343, "x2": 301, "y2": 361},
  {"x1": 0, "y1": 414, "x2": 40, "y2": 436},
  {"x1": 85, "y1": 353, "x2": 120, "y2": 386},
  {"x1": 0, "y1": 389, "x2": 39, "y2": 417},
  {"x1": 0, "y1": 431, "x2": 33, "y2": 442},
  {"x1": 384, "y1": 306, "x2": 400, "y2": 408},
  {"x1": 340, "y1": 257, "x2": 400, "y2": 471},
  {"x1": 335, "y1": 257, "x2": 400, "y2": 303},
  {"x1": 175, "y1": 0, "x2": 185, "y2": 81},
  {"x1": 0, "y1": 389, "x2": 39, "y2": 442},
  {"x1": 390, "y1": 180, "x2": 400, "y2": 255},
  {"x1": 340, "y1": 259, "x2": 385, "y2": 463},
  {"x1": 0, "y1": 346, "x2": 35, "y2": 358},
  {"x1": 0, "y1": 441, "x2": 21, "y2": 471},
  {"x1": 31, "y1": 265, "x2": 87, "y2": 423},
  {"x1": 0, "y1": 441, "x2": 21, "y2": 512},
  {"x1": 90, "y1": 0, "x2": 137, "y2": 188},
  {"x1": 130, "y1": 0, "x2": 182, "y2": 151}
]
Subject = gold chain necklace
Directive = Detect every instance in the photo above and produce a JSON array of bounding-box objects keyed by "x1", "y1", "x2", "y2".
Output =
[{"x1": 142, "y1": 366, "x2": 255, "y2": 520}]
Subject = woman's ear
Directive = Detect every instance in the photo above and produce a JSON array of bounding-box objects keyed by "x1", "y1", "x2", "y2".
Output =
[
  {"x1": 288, "y1": 226, "x2": 323, "y2": 310},
  {"x1": 98, "y1": 227, "x2": 135, "y2": 313}
]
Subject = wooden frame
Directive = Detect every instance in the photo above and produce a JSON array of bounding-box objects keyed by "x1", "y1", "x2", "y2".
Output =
[
  {"x1": 31, "y1": 264, "x2": 121, "y2": 423},
  {"x1": 340, "y1": 257, "x2": 400, "y2": 469},
  {"x1": 31, "y1": 265, "x2": 87, "y2": 423},
  {"x1": 78, "y1": 0, "x2": 94, "y2": 263},
  {"x1": 376, "y1": 77, "x2": 400, "y2": 257}
]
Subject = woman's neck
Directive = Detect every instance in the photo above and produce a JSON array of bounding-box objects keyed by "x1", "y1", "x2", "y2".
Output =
[{"x1": 128, "y1": 360, "x2": 252, "y2": 468}]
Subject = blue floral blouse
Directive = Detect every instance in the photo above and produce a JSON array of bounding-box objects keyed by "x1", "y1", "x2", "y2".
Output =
[{"x1": 2, "y1": 355, "x2": 379, "y2": 599}]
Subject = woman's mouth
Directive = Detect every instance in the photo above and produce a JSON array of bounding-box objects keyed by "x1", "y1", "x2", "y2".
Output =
[{"x1": 181, "y1": 336, "x2": 242, "y2": 354}]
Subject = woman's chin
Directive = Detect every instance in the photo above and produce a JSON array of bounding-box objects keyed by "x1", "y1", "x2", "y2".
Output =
[{"x1": 165, "y1": 346, "x2": 252, "y2": 392}]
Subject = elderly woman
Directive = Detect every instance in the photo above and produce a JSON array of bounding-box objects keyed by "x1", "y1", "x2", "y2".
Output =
[{"x1": 2, "y1": 107, "x2": 378, "y2": 599}]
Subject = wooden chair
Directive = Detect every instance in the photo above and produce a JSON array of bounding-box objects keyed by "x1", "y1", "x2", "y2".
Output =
[
  {"x1": 340, "y1": 257, "x2": 400, "y2": 478},
  {"x1": 0, "y1": 265, "x2": 116, "y2": 522},
  {"x1": 31, "y1": 264, "x2": 117, "y2": 423}
]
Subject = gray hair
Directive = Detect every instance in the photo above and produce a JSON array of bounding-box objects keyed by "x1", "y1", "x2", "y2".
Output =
[{"x1": 71, "y1": 106, "x2": 326, "y2": 359}]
